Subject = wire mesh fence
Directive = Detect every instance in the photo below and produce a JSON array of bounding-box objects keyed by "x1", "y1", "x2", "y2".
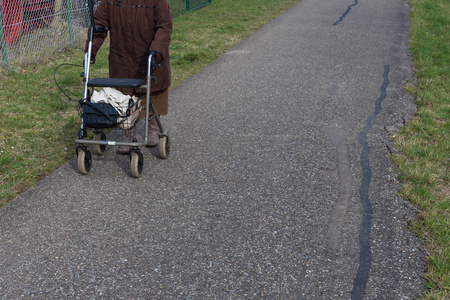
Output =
[
  {"x1": 186, "y1": 0, "x2": 211, "y2": 11},
  {"x1": 0, "y1": 0, "x2": 210, "y2": 69}
]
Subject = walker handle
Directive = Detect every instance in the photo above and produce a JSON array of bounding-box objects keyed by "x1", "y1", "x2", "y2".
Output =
[{"x1": 94, "y1": 27, "x2": 108, "y2": 34}]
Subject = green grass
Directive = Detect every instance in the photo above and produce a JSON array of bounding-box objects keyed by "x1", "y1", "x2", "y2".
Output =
[{"x1": 391, "y1": 0, "x2": 450, "y2": 298}]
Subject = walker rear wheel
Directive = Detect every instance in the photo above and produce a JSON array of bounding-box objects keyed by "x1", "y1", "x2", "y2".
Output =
[
  {"x1": 77, "y1": 149, "x2": 92, "y2": 175},
  {"x1": 130, "y1": 151, "x2": 144, "y2": 178},
  {"x1": 93, "y1": 131, "x2": 107, "y2": 155},
  {"x1": 159, "y1": 135, "x2": 170, "y2": 159}
]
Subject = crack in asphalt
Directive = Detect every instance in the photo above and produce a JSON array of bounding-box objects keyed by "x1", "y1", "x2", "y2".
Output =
[
  {"x1": 352, "y1": 65, "x2": 390, "y2": 299},
  {"x1": 333, "y1": 0, "x2": 359, "y2": 26}
]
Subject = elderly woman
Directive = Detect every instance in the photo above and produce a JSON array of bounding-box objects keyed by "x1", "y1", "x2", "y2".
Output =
[{"x1": 88, "y1": 0, "x2": 172, "y2": 153}]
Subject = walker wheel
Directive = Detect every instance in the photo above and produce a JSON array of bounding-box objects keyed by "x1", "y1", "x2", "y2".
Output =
[
  {"x1": 77, "y1": 149, "x2": 92, "y2": 175},
  {"x1": 93, "y1": 131, "x2": 107, "y2": 155},
  {"x1": 159, "y1": 135, "x2": 170, "y2": 159},
  {"x1": 130, "y1": 151, "x2": 144, "y2": 178}
]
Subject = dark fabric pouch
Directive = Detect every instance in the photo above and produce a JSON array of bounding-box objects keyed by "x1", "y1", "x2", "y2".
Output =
[{"x1": 82, "y1": 102, "x2": 119, "y2": 128}]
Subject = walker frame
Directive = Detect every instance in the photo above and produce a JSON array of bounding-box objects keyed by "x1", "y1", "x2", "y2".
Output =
[{"x1": 74, "y1": 0, "x2": 169, "y2": 178}]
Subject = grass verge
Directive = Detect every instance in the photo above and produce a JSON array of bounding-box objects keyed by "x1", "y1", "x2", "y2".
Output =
[
  {"x1": 0, "y1": 0, "x2": 300, "y2": 204},
  {"x1": 391, "y1": 0, "x2": 449, "y2": 298}
]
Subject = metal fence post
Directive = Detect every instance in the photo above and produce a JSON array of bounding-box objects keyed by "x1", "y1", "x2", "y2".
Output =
[
  {"x1": 66, "y1": 0, "x2": 74, "y2": 46},
  {"x1": 186, "y1": 0, "x2": 190, "y2": 11},
  {"x1": 0, "y1": 8, "x2": 8, "y2": 67}
]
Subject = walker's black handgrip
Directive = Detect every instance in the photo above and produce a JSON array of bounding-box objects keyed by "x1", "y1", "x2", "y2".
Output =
[
  {"x1": 94, "y1": 27, "x2": 108, "y2": 34},
  {"x1": 149, "y1": 51, "x2": 159, "y2": 70}
]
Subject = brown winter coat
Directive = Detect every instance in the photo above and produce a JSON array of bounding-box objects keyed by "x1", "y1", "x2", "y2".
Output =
[{"x1": 91, "y1": 0, "x2": 172, "y2": 98}]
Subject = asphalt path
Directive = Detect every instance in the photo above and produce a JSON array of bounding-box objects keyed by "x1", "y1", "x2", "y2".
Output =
[{"x1": 0, "y1": 0, "x2": 425, "y2": 298}]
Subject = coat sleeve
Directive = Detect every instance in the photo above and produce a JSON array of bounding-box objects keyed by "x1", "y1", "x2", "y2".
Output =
[
  {"x1": 149, "y1": 0, "x2": 172, "y2": 59},
  {"x1": 91, "y1": 0, "x2": 110, "y2": 51}
]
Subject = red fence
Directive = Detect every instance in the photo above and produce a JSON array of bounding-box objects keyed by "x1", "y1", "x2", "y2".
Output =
[{"x1": 0, "y1": 0, "x2": 55, "y2": 46}]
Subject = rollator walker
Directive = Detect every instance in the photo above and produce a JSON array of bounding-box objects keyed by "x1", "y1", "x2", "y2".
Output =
[{"x1": 75, "y1": 0, "x2": 170, "y2": 178}]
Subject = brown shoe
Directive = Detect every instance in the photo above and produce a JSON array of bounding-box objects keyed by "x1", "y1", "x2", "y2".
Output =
[
  {"x1": 146, "y1": 117, "x2": 159, "y2": 148},
  {"x1": 118, "y1": 125, "x2": 136, "y2": 154}
]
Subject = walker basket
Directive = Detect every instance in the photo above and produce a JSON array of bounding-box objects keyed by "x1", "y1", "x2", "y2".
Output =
[
  {"x1": 117, "y1": 97, "x2": 142, "y2": 130},
  {"x1": 82, "y1": 97, "x2": 141, "y2": 129}
]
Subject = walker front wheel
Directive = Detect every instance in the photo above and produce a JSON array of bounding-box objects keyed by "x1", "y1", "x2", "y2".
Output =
[
  {"x1": 159, "y1": 135, "x2": 170, "y2": 159},
  {"x1": 77, "y1": 149, "x2": 92, "y2": 175},
  {"x1": 130, "y1": 151, "x2": 144, "y2": 178}
]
